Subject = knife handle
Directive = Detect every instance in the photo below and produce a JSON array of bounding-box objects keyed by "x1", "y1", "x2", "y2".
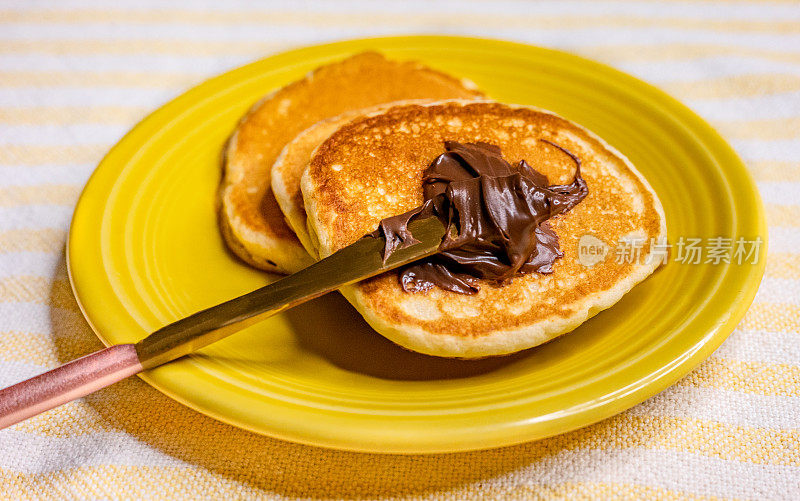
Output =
[{"x1": 0, "y1": 344, "x2": 142, "y2": 429}]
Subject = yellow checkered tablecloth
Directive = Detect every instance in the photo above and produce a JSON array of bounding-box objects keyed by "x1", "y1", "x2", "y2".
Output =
[{"x1": 1, "y1": 1, "x2": 798, "y2": 499}]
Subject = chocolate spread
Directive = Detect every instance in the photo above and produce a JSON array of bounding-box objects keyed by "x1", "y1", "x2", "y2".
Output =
[{"x1": 374, "y1": 140, "x2": 588, "y2": 294}]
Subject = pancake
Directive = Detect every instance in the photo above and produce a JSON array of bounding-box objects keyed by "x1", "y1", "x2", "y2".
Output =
[
  {"x1": 272, "y1": 101, "x2": 433, "y2": 257},
  {"x1": 301, "y1": 101, "x2": 667, "y2": 358},
  {"x1": 219, "y1": 52, "x2": 483, "y2": 273}
]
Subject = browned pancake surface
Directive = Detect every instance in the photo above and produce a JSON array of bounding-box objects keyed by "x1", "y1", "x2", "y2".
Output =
[
  {"x1": 304, "y1": 102, "x2": 664, "y2": 342},
  {"x1": 220, "y1": 52, "x2": 483, "y2": 273}
]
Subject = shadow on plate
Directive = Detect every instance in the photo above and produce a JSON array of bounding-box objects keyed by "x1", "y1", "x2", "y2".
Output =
[{"x1": 283, "y1": 292, "x2": 532, "y2": 381}]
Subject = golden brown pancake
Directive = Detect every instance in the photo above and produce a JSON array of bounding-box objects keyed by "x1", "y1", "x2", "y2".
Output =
[
  {"x1": 301, "y1": 101, "x2": 667, "y2": 358},
  {"x1": 219, "y1": 52, "x2": 483, "y2": 273},
  {"x1": 272, "y1": 101, "x2": 435, "y2": 257}
]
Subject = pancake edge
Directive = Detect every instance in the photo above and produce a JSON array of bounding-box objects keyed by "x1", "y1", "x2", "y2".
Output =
[
  {"x1": 220, "y1": 53, "x2": 482, "y2": 274},
  {"x1": 271, "y1": 99, "x2": 438, "y2": 258},
  {"x1": 219, "y1": 91, "x2": 315, "y2": 273}
]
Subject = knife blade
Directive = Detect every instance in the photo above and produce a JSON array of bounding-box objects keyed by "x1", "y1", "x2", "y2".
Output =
[
  {"x1": 135, "y1": 216, "x2": 446, "y2": 368},
  {"x1": 0, "y1": 216, "x2": 447, "y2": 429}
]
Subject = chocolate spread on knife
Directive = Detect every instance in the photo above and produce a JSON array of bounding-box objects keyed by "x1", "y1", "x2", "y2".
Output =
[{"x1": 373, "y1": 140, "x2": 588, "y2": 295}]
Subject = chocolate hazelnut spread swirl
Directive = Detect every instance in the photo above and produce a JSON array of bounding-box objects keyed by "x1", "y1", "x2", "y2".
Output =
[{"x1": 373, "y1": 140, "x2": 588, "y2": 295}]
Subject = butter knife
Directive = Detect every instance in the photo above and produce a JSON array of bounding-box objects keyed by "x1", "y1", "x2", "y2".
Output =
[{"x1": 0, "y1": 217, "x2": 446, "y2": 429}]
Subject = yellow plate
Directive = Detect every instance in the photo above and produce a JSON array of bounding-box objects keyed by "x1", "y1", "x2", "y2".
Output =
[{"x1": 68, "y1": 36, "x2": 766, "y2": 453}]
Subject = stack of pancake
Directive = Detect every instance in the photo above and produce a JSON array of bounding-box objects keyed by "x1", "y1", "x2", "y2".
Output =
[{"x1": 219, "y1": 52, "x2": 666, "y2": 358}]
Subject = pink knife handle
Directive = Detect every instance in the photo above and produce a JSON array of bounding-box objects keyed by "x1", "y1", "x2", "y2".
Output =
[{"x1": 0, "y1": 344, "x2": 143, "y2": 429}]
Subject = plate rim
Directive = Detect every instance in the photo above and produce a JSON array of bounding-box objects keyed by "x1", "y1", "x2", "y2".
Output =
[{"x1": 66, "y1": 34, "x2": 767, "y2": 453}]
